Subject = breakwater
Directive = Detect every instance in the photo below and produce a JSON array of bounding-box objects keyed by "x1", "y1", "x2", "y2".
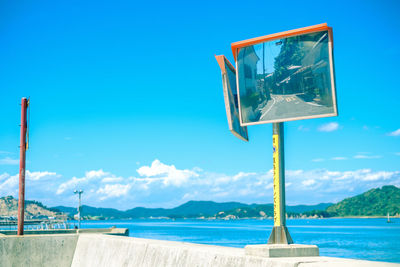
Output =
[{"x1": 0, "y1": 231, "x2": 398, "y2": 267}]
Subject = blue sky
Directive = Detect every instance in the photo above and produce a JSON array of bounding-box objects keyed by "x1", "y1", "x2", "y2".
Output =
[{"x1": 1, "y1": 0, "x2": 399, "y2": 209}]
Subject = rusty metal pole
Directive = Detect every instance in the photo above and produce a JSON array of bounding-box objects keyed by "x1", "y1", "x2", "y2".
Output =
[{"x1": 17, "y1": 97, "x2": 28, "y2": 236}]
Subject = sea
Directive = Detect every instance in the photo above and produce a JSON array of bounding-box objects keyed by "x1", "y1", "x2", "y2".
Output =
[{"x1": 73, "y1": 218, "x2": 400, "y2": 263}]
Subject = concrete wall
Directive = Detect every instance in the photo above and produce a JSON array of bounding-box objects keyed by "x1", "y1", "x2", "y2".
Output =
[
  {"x1": 0, "y1": 234, "x2": 78, "y2": 267},
  {"x1": 71, "y1": 234, "x2": 400, "y2": 267},
  {"x1": 0, "y1": 227, "x2": 129, "y2": 236},
  {"x1": 1, "y1": 233, "x2": 399, "y2": 267}
]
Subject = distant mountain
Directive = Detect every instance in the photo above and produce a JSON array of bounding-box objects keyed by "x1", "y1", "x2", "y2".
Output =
[
  {"x1": 164, "y1": 201, "x2": 248, "y2": 218},
  {"x1": 53, "y1": 205, "x2": 125, "y2": 219},
  {"x1": 51, "y1": 206, "x2": 76, "y2": 215},
  {"x1": 214, "y1": 203, "x2": 334, "y2": 219},
  {"x1": 326, "y1": 185, "x2": 400, "y2": 216},
  {"x1": 50, "y1": 201, "x2": 333, "y2": 219},
  {"x1": 56, "y1": 201, "x2": 249, "y2": 219},
  {"x1": 216, "y1": 204, "x2": 273, "y2": 219},
  {"x1": 3, "y1": 185, "x2": 398, "y2": 220},
  {"x1": 286, "y1": 203, "x2": 333, "y2": 213},
  {"x1": 0, "y1": 196, "x2": 61, "y2": 219},
  {"x1": 125, "y1": 207, "x2": 169, "y2": 218}
]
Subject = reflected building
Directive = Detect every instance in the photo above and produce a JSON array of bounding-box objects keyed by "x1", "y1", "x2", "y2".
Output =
[
  {"x1": 298, "y1": 32, "x2": 332, "y2": 106},
  {"x1": 237, "y1": 46, "x2": 261, "y2": 122},
  {"x1": 273, "y1": 31, "x2": 332, "y2": 106}
]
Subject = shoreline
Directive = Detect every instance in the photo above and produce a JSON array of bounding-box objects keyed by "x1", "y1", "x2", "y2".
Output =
[{"x1": 73, "y1": 215, "x2": 400, "y2": 221}]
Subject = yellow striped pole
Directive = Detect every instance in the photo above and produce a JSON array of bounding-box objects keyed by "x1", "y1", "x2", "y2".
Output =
[{"x1": 268, "y1": 122, "x2": 293, "y2": 244}]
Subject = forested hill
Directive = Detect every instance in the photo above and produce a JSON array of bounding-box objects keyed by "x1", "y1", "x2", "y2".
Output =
[
  {"x1": 326, "y1": 185, "x2": 400, "y2": 216},
  {"x1": 53, "y1": 201, "x2": 250, "y2": 219},
  {"x1": 0, "y1": 196, "x2": 61, "y2": 218},
  {"x1": 52, "y1": 201, "x2": 331, "y2": 219},
  {"x1": 3, "y1": 185, "x2": 399, "y2": 219}
]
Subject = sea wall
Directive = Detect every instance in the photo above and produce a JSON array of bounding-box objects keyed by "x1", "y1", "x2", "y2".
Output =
[
  {"x1": 72, "y1": 234, "x2": 399, "y2": 267},
  {"x1": 0, "y1": 227, "x2": 129, "y2": 236},
  {"x1": 0, "y1": 234, "x2": 78, "y2": 267},
  {"x1": 1, "y1": 232, "x2": 399, "y2": 267}
]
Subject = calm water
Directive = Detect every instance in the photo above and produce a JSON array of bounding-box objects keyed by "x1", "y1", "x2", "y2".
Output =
[{"x1": 73, "y1": 218, "x2": 400, "y2": 263}]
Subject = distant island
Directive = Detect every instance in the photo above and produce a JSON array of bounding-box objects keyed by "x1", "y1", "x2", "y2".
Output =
[
  {"x1": 0, "y1": 196, "x2": 64, "y2": 220},
  {"x1": 1, "y1": 185, "x2": 399, "y2": 220}
]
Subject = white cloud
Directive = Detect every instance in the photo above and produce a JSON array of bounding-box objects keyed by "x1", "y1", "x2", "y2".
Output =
[
  {"x1": 86, "y1": 170, "x2": 108, "y2": 179},
  {"x1": 96, "y1": 184, "x2": 132, "y2": 200},
  {"x1": 1, "y1": 159, "x2": 400, "y2": 209},
  {"x1": 387, "y1": 129, "x2": 400, "y2": 136},
  {"x1": 302, "y1": 179, "x2": 316, "y2": 186},
  {"x1": 318, "y1": 122, "x2": 339, "y2": 132},
  {"x1": 0, "y1": 173, "x2": 10, "y2": 181},
  {"x1": 26, "y1": 171, "x2": 58, "y2": 181},
  {"x1": 331, "y1": 157, "x2": 348, "y2": 161},
  {"x1": 215, "y1": 176, "x2": 231, "y2": 184},
  {"x1": 182, "y1": 192, "x2": 194, "y2": 200},
  {"x1": 0, "y1": 157, "x2": 19, "y2": 165},
  {"x1": 360, "y1": 171, "x2": 394, "y2": 181},
  {"x1": 354, "y1": 154, "x2": 382, "y2": 159},
  {"x1": 312, "y1": 158, "x2": 324, "y2": 162},
  {"x1": 137, "y1": 159, "x2": 174, "y2": 177},
  {"x1": 137, "y1": 159, "x2": 199, "y2": 187},
  {"x1": 298, "y1": 125, "x2": 310, "y2": 132},
  {"x1": 56, "y1": 169, "x2": 108, "y2": 195},
  {"x1": 101, "y1": 177, "x2": 123, "y2": 183},
  {"x1": 0, "y1": 173, "x2": 19, "y2": 195},
  {"x1": 0, "y1": 171, "x2": 59, "y2": 197},
  {"x1": 238, "y1": 188, "x2": 254, "y2": 196},
  {"x1": 232, "y1": 172, "x2": 257, "y2": 181},
  {"x1": 56, "y1": 177, "x2": 82, "y2": 195}
]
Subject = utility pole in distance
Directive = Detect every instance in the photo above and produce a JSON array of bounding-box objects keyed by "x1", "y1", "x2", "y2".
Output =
[
  {"x1": 17, "y1": 97, "x2": 29, "y2": 236},
  {"x1": 74, "y1": 190, "x2": 83, "y2": 229}
]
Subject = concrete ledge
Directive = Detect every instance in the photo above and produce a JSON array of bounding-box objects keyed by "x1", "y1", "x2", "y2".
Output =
[
  {"x1": 78, "y1": 227, "x2": 129, "y2": 236},
  {"x1": 0, "y1": 227, "x2": 129, "y2": 236},
  {"x1": 245, "y1": 244, "x2": 319, "y2": 258}
]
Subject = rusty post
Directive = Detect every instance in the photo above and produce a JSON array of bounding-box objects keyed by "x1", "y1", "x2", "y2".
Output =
[{"x1": 17, "y1": 97, "x2": 28, "y2": 236}]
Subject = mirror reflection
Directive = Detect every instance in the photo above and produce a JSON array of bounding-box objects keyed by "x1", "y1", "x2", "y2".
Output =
[
  {"x1": 223, "y1": 59, "x2": 248, "y2": 141},
  {"x1": 237, "y1": 30, "x2": 336, "y2": 124}
]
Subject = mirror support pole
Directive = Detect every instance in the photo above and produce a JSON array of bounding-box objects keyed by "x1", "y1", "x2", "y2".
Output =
[{"x1": 268, "y1": 122, "x2": 293, "y2": 244}]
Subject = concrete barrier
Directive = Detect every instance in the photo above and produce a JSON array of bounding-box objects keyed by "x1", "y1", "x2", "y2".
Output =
[
  {"x1": 0, "y1": 234, "x2": 78, "y2": 267},
  {"x1": 72, "y1": 234, "x2": 400, "y2": 267},
  {"x1": 0, "y1": 227, "x2": 129, "y2": 236},
  {"x1": 0, "y1": 232, "x2": 399, "y2": 267}
]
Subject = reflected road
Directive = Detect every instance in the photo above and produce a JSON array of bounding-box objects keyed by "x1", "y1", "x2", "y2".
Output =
[{"x1": 259, "y1": 94, "x2": 332, "y2": 121}]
